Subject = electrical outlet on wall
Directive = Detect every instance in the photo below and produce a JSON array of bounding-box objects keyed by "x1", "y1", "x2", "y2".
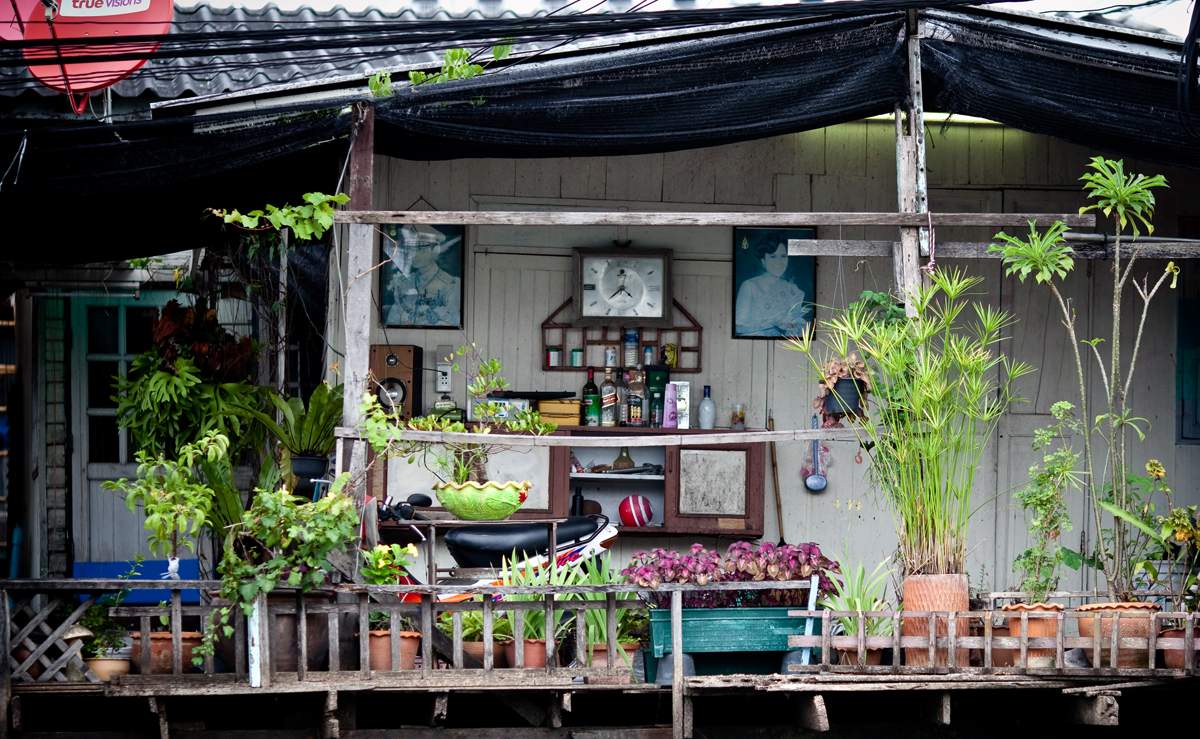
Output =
[{"x1": 435, "y1": 344, "x2": 452, "y2": 392}]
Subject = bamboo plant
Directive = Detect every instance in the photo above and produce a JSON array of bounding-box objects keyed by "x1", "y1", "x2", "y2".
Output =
[
  {"x1": 788, "y1": 270, "x2": 1033, "y2": 576},
  {"x1": 989, "y1": 157, "x2": 1175, "y2": 601}
]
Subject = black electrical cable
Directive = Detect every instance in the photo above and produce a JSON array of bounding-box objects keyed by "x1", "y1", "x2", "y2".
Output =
[{"x1": 1179, "y1": 0, "x2": 1199, "y2": 136}]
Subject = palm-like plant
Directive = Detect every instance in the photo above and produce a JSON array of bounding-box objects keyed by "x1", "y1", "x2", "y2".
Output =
[
  {"x1": 242, "y1": 383, "x2": 344, "y2": 457},
  {"x1": 819, "y1": 558, "x2": 894, "y2": 639},
  {"x1": 789, "y1": 269, "x2": 1033, "y2": 576},
  {"x1": 989, "y1": 157, "x2": 1175, "y2": 601}
]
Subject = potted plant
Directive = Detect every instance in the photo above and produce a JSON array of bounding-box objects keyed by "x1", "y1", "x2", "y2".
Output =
[
  {"x1": 1099, "y1": 466, "x2": 1199, "y2": 668},
  {"x1": 814, "y1": 354, "x2": 870, "y2": 424},
  {"x1": 1150, "y1": 502, "x2": 1199, "y2": 668},
  {"x1": 819, "y1": 559, "x2": 893, "y2": 666},
  {"x1": 363, "y1": 344, "x2": 555, "y2": 520},
  {"x1": 103, "y1": 433, "x2": 231, "y2": 673},
  {"x1": 789, "y1": 270, "x2": 1031, "y2": 666},
  {"x1": 437, "y1": 601, "x2": 508, "y2": 667},
  {"x1": 567, "y1": 554, "x2": 643, "y2": 668},
  {"x1": 79, "y1": 559, "x2": 144, "y2": 680},
  {"x1": 240, "y1": 382, "x2": 344, "y2": 498},
  {"x1": 360, "y1": 543, "x2": 422, "y2": 670},
  {"x1": 115, "y1": 299, "x2": 264, "y2": 460},
  {"x1": 496, "y1": 551, "x2": 580, "y2": 668},
  {"x1": 1001, "y1": 402, "x2": 1078, "y2": 668},
  {"x1": 196, "y1": 476, "x2": 360, "y2": 672},
  {"x1": 622, "y1": 542, "x2": 837, "y2": 682},
  {"x1": 990, "y1": 157, "x2": 1174, "y2": 665}
]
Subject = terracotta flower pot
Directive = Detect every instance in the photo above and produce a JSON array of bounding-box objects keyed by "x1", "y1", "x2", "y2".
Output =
[
  {"x1": 901, "y1": 574, "x2": 970, "y2": 667},
  {"x1": 1076, "y1": 602, "x2": 1159, "y2": 668},
  {"x1": 585, "y1": 642, "x2": 640, "y2": 668},
  {"x1": 1159, "y1": 627, "x2": 1200, "y2": 669},
  {"x1": 130, "y1": 632, "x2": 203, "y2": 674},
  {"x1": 1001, "y1": 602, "x2": 1064, "y2": 668},
  {"x1": 502, "y1": 639, "x2": 547, "y2": 668},
  {"x1": 85, "y1": 657, "x2": 131, "y2": 681},
  {"x1": 836, "y1": 648, "x2": 884, "y2": 666},
  {"x1": 462, "y1": 640, "x2": 507, "y2": 667},
  {"x1": 367, "y1": 630, "x2": 421, "y2": 671}
]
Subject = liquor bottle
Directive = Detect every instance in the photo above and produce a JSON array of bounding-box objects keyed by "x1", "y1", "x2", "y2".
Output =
[
  {"x1": 698, "y1": 385, "x2": 716, "y2": 429},
  {"x1": 617, "y1": 370, "x2": 629, "y2": 426},
  {"x1": 600, "y1": 368, "x2": 619, "y2": 427},
  {"x1": 582, "y1": 368, "x2": 601, "y2": 426},
  {"x1": 626, "y1": 369, "x2": 646, "y2": 427}
]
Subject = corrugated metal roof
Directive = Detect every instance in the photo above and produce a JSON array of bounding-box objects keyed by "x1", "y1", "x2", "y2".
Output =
[
  {"x1": 2, "y1": 0, "x2": 760, "y2": 99},
  {"x1": 1, "y1": 1, "x2": 1187, "y2": 101}
]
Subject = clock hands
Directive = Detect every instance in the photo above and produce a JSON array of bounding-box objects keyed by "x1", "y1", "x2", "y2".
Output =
[{"x1": 609, "y1": 285, "x2": 634, "y2": 300}]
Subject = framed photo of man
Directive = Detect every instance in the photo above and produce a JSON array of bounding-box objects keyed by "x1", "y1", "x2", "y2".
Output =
[
  {"x1": 732, "y1": 227, "x2": 816, "y2": 339},
  {"x1": 379, "y1": 224, "x2": 465, "y2": 329}
]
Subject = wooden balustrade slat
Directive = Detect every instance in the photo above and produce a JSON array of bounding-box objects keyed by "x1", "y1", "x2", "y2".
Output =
[
  {"x1": 1147, "y1": 613, "x2": 1157, "y2": 670},
  {"x1": 390, "y1": 610, "x2": 401, "y2": 672},
  {"x1": 605, "y1": 593, "x2": 617, "y2": 676},
  {"x1": 1185, "y1": 614, "x2": 1195, "y2": 673},
  {"x1": 234, "y1": 611, "x2": 246, "y2": 677},
  {"x1": 326, "y1": 611, "x2": 339, "y2": 675},
  {"x1": 891, "y1": 613, "x2": 901, "y2": 670},
  {"x1": 1055, "y1": 612, "x2": 1064, "y2": 669},
  {"x1": 357, "y1": 594, "x2": 370, "y2": 677},
  {"x1": 819, "y1": 609, "x2": 831, "y2": 669},
  {"x1": 544, "y1": 594, "x2": 555, "y2": 675},
  {"x1": 1110, "y1": 613, "x2": 1121, "y2": 669},
  {"x1": 451, "y1": 611, "x2": 463, "y2": 670},
  {"x1": 927, "y1": 614, "x2": 936, "y2": 666},
  {"x1": 297, "y1": 593, "x2": 308, "y2": 682},
  {"x1": 513, "y1": 610, "x2": 524, "y2": 668},
  {"x1": 421, "y1": 595, "x2": 434, "y2": 676},
  {"x1": 1018, "y1": 611, "x2": 1028, "y2": 670},
  {"x1": 575, "y1": 609, "x2": 586, "y2": 668},
  {"x1": 857, "y1": 614, "x2": 867, "y2": 667},
  {"x1": 482, "y1": 599, "x2": 494, "y2": 671},
  {"x1": 171, "y1": 591, "x2": 183, "y2": 676},
  {"x1": 1092, "y1": 614, "x2": 1102, "y2": 669},
  {"x1": 983, "y1": 616, "x2": 993, "y2": 669},
  {"x1": 139, "y1": 617, "x2": 151, "y2": 674}
]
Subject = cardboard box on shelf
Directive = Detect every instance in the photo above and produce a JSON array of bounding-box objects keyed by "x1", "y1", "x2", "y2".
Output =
[{"x1": 670, "y1": 381, "x2": 690, "y2": 429}]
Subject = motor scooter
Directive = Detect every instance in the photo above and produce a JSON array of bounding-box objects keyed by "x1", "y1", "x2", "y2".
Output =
[{"x1": 377, "y1": 493, "x2": 619, "y2": 601}]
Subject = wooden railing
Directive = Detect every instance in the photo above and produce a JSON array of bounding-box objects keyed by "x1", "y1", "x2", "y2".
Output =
[{"x1": 2, "y1": 578, "x2": 1197, "y2": 694}]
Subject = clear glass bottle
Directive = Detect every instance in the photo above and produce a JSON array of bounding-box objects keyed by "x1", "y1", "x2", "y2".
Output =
[
  {"x1": 698, "y1": 385, "x2": 717, "y2": 429},
  {"x1": 600, "y1": 368, "x2": 619, "y2": 427}
]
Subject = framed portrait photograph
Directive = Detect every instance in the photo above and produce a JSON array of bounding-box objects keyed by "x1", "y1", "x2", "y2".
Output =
[
  {"x1": 732, "y1": 227, "x2": 816, "y2": 339},
  {"x1": 379, "y1": 224, "x2": 465, "y2": 329}
]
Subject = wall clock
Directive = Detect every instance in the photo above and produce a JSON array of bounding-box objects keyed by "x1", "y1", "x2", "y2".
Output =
[{"x1": 573, "y1": 246, "x2": 673, "y2": 327}]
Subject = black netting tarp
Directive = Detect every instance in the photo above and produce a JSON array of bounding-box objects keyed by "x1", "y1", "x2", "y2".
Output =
[
  {"x1": 922, "y1": 14, "x2": 1200, "y2": 166},
  {"x1": 373, "y1": 13, "x2": 907, "y2": 159}
]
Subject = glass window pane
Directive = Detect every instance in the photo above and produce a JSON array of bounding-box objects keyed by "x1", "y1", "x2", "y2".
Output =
[
  {"x1": 88, "y1": 416, "x2": 119, "y2": 463},
  {"x1": 87, "y1": 307, "x2": 119, "y2": 355},
  {"x1": 126, "y1": 307, "x2": 159, "y2": 356},
  {"x1": 87, "y1": 361, "x2": 119, "y2": 409}
]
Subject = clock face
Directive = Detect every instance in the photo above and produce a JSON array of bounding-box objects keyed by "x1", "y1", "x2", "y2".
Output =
[{"x1": 580, "y1": 256, "x2": 665, "y2": 319}]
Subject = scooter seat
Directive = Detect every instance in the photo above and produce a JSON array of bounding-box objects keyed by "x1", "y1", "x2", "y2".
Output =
[{"x1": 444, "y1": 517, "x2": 602, "y2": 569}]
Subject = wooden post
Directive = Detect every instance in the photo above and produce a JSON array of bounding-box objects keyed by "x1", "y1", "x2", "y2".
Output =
[
  {"x1": 671, "y1": 590, "x2": 685, "y2": 739},
  {"x1": 342, "y1": 101, "x2": 378, "y2": 547},
  {"x1": 248, "y1": 593, "x2": 270, "y2": 688},
  {"x1": 894, "y1": 8, "x2": 927, "y2": 314},
  {"x1": 1, "y1": 590, "x2": 9, "y2": 739},
  {"x1": 796, "y1": 694, "x2": 830, "y2": 733}
]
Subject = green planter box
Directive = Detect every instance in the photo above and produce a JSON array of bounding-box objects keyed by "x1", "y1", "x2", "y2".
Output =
[{"x1": 645, "y1": 607, "x2": 820, "y2": 682}]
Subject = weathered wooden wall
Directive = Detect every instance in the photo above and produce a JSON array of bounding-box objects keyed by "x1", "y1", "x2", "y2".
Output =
[{"x1": 330, "y1": 120, "x2": 1200, "y2": 592}]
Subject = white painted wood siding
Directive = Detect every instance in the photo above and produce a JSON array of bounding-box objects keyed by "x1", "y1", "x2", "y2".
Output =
[{"x1": 339, "y1": 121, "x2": 1200, "y2": 590}]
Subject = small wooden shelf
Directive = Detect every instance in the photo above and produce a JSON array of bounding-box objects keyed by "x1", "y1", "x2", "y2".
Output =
[
  {"x1": 540, "y1": 297, "x2": 703, "y2": 373},
  {"x1": 570, "y1": 472, "x2": 666, "y2": 481}
]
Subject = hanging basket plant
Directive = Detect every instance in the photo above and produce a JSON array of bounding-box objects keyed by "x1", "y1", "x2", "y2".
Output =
[{"x1": 813, "y1": 353, "x2": 871, "y2": 426}]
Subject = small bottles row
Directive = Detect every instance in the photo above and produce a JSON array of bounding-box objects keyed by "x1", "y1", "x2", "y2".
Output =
[{"x1": 581, "y1": 367, "x2": 718, "y2": 430}]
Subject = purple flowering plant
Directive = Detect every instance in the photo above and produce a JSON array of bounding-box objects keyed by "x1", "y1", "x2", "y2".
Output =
[{"x1": 621, "y1": 541, "x2": 839, "y2": 608}]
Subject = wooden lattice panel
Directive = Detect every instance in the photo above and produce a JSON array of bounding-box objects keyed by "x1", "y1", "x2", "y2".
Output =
[
  {"x1": 541, "y1": 298, "x2": 703, "y2": 373},
  {"x1": 8, "y1": 595, "x2": 98, "y2": 683}
]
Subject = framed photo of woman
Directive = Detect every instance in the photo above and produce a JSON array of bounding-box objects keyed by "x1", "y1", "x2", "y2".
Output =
[
  {"x1": 732, "y1": 227, "x2": 816, "y2": 339},
  {"x1": 379, "y1": 224, "x2": 465, "y2": 329}
]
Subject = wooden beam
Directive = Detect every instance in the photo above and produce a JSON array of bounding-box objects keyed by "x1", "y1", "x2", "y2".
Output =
[
  {"x1": 789, "y1": 239, "x2": 1200, "y2": 259},
  {"x1": 1070, "y1": 694, "x2": 1119, "y2": 726},
  {"x1": 894, "y1": 9, "x2": 928, "y2": 315},
  {"x1": 334, "y1": 210, "x2": 1094, "y2": 228},
  {"x1": 796, "y1": 694, "x2": 830, "y2": 732},
  {"x1": 334, "y1": 426, "x2": 860, "y2": 448}
]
